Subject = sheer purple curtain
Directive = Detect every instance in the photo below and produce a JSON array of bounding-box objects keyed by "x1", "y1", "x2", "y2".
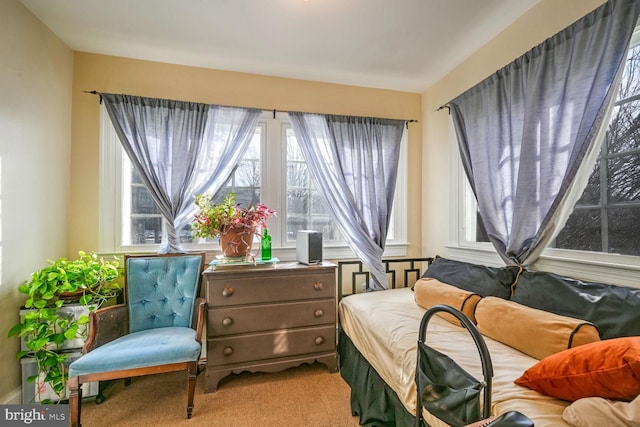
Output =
[
  {"x1": 289, "y1": 112, "x2": 404, "y2": 290},
  {"x1": 102, "y1": 93, "x2": 261, "y2": 253},
  {"x1": 449, "y1": 0, "x2": 640, "y2": 266}
]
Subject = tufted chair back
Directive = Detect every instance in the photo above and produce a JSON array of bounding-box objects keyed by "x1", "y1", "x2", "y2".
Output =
[{"x1": 126, "y1": 254, "x2": 204, "y2": 334}]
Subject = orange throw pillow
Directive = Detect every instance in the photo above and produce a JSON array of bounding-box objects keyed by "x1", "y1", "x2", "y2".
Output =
[
  {"x1": 414, "y1": 278, "x2": 482, "y2": 326},
  {"x1": 515, "y1": 337, "x2": 640, "y2": 402}
]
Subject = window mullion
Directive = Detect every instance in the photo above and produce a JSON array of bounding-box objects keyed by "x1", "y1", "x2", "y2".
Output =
[{"x1": 600, "y1": 131, "x2": 609, "y2": 253}]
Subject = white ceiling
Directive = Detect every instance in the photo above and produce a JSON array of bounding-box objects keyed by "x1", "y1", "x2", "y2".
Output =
[{"x1": 20, "y1": 0, "x2": 540, "y2": 93}]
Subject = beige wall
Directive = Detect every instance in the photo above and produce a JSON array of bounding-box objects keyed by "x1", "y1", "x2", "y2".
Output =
[
  {"x1": 421, "y1": 0, "x2": 606, "y2": 259},
  {"x1": 70, "y1": 53, "x2": 423, "y2": 257},
  {"x1": 0, "y1": 0, "x2": 73, "y2": 401}
]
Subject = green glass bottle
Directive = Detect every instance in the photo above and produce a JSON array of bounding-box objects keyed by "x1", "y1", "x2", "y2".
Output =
[{"x1": 261, "y1": 228, "x2": 272, "y2": 260}]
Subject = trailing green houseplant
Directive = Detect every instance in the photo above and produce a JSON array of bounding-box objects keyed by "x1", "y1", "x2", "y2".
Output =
[{"x1": 8, "y1": 251, "x2": 122, "y2": 402}]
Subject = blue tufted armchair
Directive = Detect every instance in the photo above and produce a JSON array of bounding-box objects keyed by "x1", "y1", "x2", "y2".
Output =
[{"x1": 68, "y1": 253, "x2": 207, "y2": 427}]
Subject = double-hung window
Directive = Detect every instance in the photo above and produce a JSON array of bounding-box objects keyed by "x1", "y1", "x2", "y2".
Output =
[{"x1": 100, "y1": 109, "x2": 408, "y2": 258}]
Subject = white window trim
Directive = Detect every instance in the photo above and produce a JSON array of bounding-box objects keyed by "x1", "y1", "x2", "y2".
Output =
[
  {"x1": 99, "y1": 107, "x2": 408, "y2": 260},
  {"x1": 448, "y1": 120, "x2": 640, "y2": 288}
]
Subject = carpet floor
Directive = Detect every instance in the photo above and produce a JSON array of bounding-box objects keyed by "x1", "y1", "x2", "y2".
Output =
[{"x1": 80, "y1": 362, "x2": 361, "y2": 427}]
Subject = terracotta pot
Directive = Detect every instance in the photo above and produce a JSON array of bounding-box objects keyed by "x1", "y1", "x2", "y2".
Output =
[{"x1": 219, "y1": 225, "x2": 255, "y2": 258}]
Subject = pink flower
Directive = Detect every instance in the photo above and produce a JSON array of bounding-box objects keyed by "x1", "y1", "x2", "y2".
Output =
[{"x1": 192, "y1": 192, "x2": 276, "y2": 239}]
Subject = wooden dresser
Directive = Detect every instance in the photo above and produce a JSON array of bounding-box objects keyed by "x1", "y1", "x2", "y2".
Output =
[{"x1": 203, "y1": 261, "x2": 338, "y2": 392}]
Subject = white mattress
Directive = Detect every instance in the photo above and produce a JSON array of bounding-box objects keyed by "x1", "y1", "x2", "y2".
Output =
[{"x1": 338, "y1": 287, "x2": 571, "y2": 427}]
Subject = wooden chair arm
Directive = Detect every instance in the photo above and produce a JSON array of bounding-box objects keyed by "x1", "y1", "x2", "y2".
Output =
[
  {"x1": 192, "y1": 297, "x2": 206, "y2": 343},
  {"x1": 83, "y1": 304, "x2": 129, "y2": 353}
]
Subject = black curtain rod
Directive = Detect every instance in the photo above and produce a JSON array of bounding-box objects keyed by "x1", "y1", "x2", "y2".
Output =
[
  {"x1": 436, "y1": 104, "x2": 450, "y2": 113},
  {"x1": 270, "y1": 107, "x2": 419, "y2": 125},
  {"x1": 83, "y1": 90, "x2": 419, "y2": 124},
  {"x1": 84, "y1": 90, "x2": 102, "y2": 103}
]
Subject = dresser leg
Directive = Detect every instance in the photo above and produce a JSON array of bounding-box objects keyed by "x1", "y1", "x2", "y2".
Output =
[
  {"x1": 317, "y1": 354, "x2": 339, "y2": 373},
  {"x1": 204, "y1": 369, "x2": 232, "y2": 393}
]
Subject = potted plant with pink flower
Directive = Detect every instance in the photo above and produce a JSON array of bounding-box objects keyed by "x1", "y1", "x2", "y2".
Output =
[{"x1": 192, "y1": 192, "x2": 276, "y2": 258}]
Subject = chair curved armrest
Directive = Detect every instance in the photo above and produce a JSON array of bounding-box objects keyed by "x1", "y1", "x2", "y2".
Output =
[
  {"x1": 83, "y1": 304, "x2": 129, "y2": 353},
  {"x1": 192, "y1": 297, "x2": 206, "y2": 343}
]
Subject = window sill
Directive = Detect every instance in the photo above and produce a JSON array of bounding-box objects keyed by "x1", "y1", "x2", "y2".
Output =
[{"x1": 101, "y1": 242, "x2": 410, "y2": 264}]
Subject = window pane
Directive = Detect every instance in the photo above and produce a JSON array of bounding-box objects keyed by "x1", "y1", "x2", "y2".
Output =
[
  {"x1": 287, "y1": 216, "x2": 308, "y2": 241},
  {"x1": 286, "y1": 127, "x2": 341, "y2": 242},
  {"x1": 288, "y1": 189, "x2": 309, "y2": 215},
  {"x1": 608, "y1": 100, "x2": 640, "y2": 154},
  {"x1": 608, "y1": 207, "x2": 640, "y2": 255},
  {"x1": 286, "y1": 128, "x2": 304, "y2": 160},
  {"x1": 287, "y1": 162, "x2": 308, "y2": 187},
  {"x1": 608, "y1": 45, "x2": 640, "y2": 154},
  {"x1": 131, "y1": 184, "x2": 160, "y2": 215},
  {"x1": 607, "y1": 154, "x2": 640, "y2": 202},
  {"x1": 555, "y1": 209, "x2": 602, "y2": 252},
  {"x1": 576, "y1": 160, "x2": 601, "y2": 205},
  {"x1": 179, "y1": 225, "x2": 193, "y2": 244},
  {"x1": 212, "y1": 131, "x2": 262, "y2": 208},
  {"x1": 130, "y1": 217, "x2": 162, "y2": 245},
  {"x1": 234, "y1": 159, "x2": 261, "y2": 187},
  {"x1": 311, "y1": 218, "x2": 341, "y2": 240}
]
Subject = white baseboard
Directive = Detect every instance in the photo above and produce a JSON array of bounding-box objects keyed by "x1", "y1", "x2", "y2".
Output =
[{"x1": 1, "y1": 387, "x2": 21, "y2": 404}]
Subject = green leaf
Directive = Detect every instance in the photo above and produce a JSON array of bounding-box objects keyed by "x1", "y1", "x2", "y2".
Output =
[
  {"x1": 33, "y1": 300, "x2": 47, "y2": 309},
  {"x1": 31, "y1": 337, "x2": 49, "y2": 351},
  {"x1": 51, "y1": 333, "x2": 66, "y2": 345},
  {"x1": 7, "y1": 323, "x2": 23, "y2": 338},
  {"x1": 64, "y1": 327, "x2": 77, "y2": 340},
  {"x1": 41, "y1": 291, "x2": 55, "y2": 300}
]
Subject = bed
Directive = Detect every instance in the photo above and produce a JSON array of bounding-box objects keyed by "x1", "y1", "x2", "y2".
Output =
[{"x1": 337, "y1": 256, "x2": 640, "y2": 427}]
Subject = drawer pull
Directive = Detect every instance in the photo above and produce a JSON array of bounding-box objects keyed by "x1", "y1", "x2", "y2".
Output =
[
  {"x1": 313, "y1": 281, "x2": 323, "y2": 291},
  {"x1": 222, "y1": 317, "x2": 233, "y2": 327},
  {"x1": 223, "y1": 346, "x2": 234, "y2": 356},
  {"x1": 314, "y1": 309, "x2": 324, "y2": 318},
  {"x1": 222, "y1": 287, "x2": 235, "y2": 297},
  {"x1": 315, "y1": 336, "x2": 324, "y2": 345}
]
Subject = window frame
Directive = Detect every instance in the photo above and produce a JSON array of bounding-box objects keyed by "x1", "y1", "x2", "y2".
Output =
[{"x1": 99, "y1": 108, "x2": 408, "y2": 259}]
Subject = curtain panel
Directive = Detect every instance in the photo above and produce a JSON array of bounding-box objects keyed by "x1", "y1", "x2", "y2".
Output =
[
  {"x1": 101, "y1": 93, "x2": 261, "y2": 253},
  {"x1": 288, "y1": 112, "x2": 404, "y2": 290},
  {"x1": 449, "y1": 0, "x2": 640, "y2": 266}
]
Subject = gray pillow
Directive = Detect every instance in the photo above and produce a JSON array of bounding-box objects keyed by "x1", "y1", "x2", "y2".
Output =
[
  {"x1": 511, "y1": 270, "x2": 640, "y2": 339},
  {"x1": 422, "y1": 256, "x2": 518, "y2": 299}
]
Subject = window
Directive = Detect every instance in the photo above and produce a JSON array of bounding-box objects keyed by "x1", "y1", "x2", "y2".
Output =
[
  {"x1": 100, "y1": 109, "x2": 408, "y2": 258},
  {"x1": 555, "y1": 42, "x2": 640, "y2": 256},
  {"x1": 451, "y1": 31, "x2": 640, "y2": 279}
]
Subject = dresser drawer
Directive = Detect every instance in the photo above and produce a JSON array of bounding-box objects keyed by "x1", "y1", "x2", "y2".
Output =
[
  {"x1": 208, "y1": 299, "x2": 335, "y2": 336},
  {"x1": 207, "y1": 272, "x2": 334, "y2": 306},
  {"x1": 208, "y1": 325, "x2": 336, "y2": 366}
]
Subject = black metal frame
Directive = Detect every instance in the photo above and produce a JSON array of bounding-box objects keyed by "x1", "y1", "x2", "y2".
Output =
[
  {"x1": 337, "y1": 257, "x2": 433, "y2": 300},
  {"x1": 415, "y1": 304, "x2": 493, "y2": 426}
]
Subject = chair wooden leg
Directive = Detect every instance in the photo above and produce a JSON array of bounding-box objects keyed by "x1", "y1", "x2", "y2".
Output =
[
  {"x1": 68, "y1": 376, "x2": 82, "y2": 427},
  {"x1": 186, "y1": 362, "x2": 197, "y2": 419}
]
